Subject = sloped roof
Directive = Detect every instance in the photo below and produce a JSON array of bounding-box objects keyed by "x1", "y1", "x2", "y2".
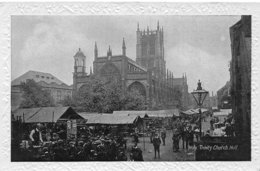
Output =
[
  {"x1": 113, "y1": 109, "x2": 180, "y2": 118},
  {"x1": 182, "y1": 108, "x2": 209, "y2": 115},
  {"x1": 127, "y1": 58, "x2": 147, "y2": 72},
  {"x1": 12, "y1": 107, "x2": 82, "y2": 123},
  {"x1": 11, "y1": 70, "x2": 69, "y2": 87},
  {"x1": 147, "y1": 109, "x2": 180, "y2": 117},
  {"x1": 13, "y1": 107, "x2": 42, "y2": 122},
  {"x1": 181, "y1": 108, "x2": 208, "y2": 115},
  {"x1": 113, "y1": 111, "x2": 148, "y2": 118},
  {"x1": 220, "y1": 109, "x2": 232, "y2": 114},
  {"x1": 79, "y1": 113, "x2": 140, "y2": 125},
  {"x1": 213, "y1": 111, "x2": 230, "y2": 117}
]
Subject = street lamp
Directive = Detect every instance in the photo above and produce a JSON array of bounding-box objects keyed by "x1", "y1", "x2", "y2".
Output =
[{"x1": 191, "y1": 80, "x2": 209, "y2": 138}]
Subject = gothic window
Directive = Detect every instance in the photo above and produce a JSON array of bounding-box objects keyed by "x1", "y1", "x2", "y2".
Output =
[
  {"x1": 128, "y1": 81, "x2": 146, "y2": 98},
  {"x1": 100, "y1": 63, "x2": 121, "y2": 81},
  {"x1": 150, "y1": 39, "x2": 155, "y2": 55}
]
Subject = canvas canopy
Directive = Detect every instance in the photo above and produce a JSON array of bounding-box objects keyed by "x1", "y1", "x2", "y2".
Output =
[
  {"x1": 213, "y1": 111, "x2": 231, "y2": 117},
  {"x1": 12, "y1": 107, "x2": 83, "y2": 123},
  {"x1": 220, "y1": 109, "x2": 232, "y2": 114},
  {"x1": 112, "y1": 111, "x2": 148, "y2": 118},
  {"x1": 113, "y1": 109, "x2": 180, "y2": 118},
  {"x1": 181, "y1": 108, "x2": 208, "y2": 115},
  {"x1": 79, "y1": 113, "x2": 141, "y2": 125}
]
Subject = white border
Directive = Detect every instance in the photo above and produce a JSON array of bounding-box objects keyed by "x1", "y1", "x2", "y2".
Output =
[{"x1": 1, "y1": 2, "x2": 259, "y2": 171}]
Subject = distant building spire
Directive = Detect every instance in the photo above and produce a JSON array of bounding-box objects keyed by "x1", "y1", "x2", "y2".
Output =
[
  {"x1": 122, "y1": 38, "x2": 126, "y2": 56},
  {"x1": 137, "y1": 22, "x2": 140, "y2": 31},
  {"x1": 157, "y1": 20, "x2": 160, "y2": 30},
  {"x1": 94, "y1": 42, "x2": 98, "y2": 59},
  {"x1": 107, "y1": 45, "x2": 112, "y2": 58}
]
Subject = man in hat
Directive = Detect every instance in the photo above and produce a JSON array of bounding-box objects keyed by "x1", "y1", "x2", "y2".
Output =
[
  {"x1": 161, "y1": 127, "x2": 167, "y2": 146},
  {"x1": 130, "y1": 143, "x2": 144, "y2": 161},
  {"x1": 29, "y1": 123, "x2": 43, "y2": 146},
  {"x1": 172, "y1": 128, "x2": 180, "y2": 152},
  {"x1": 152, "y1": 133, "x2": 161, "y2": 159}
]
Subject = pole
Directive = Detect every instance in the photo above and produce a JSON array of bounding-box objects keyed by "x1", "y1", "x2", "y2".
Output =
[
  {"x1": 199, "y1": 108, "x2": 202, "y2": 139},
  {"x1": 52, "y1": 111, "x2": 54, "y2": 123},
  {"x1": 143, "y1": 120, "x2": 145, "y2": 151}
]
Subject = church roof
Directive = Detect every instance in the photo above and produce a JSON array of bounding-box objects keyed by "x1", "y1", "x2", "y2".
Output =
[
  {"x1": 74, "y1": 48, "x2": 86, "y2": 58},
  {"x1": 11, "y1": 70, "x2": 71, "y2": 89},
  {"x1": 126, "y1": 57, "x2": 147, "y2": 72},
  {"x1": 172, "y1": 77, "x2": 185, "y2": 86}
]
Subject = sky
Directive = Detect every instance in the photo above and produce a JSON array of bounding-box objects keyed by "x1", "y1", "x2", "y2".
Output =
[{"x1": 11, "y1": 15, "x2": 241, "y2": 94}]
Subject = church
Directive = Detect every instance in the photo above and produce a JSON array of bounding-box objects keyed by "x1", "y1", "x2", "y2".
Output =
[{"x1": 73, "y1": 22, "x2": 189, "y2": 110}]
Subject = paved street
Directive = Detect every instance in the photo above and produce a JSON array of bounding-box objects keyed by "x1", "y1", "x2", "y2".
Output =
[{"x1": 126, "y1": 130, "x2": 195, "y2": 161}]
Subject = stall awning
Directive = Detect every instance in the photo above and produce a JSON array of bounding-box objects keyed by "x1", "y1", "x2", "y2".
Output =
[
  {"x1": 181, "y1": 108, "x2": 209, "y2": 115},
  {"x1": 79, "y1": 113, "x2": 141, "y2": 125},
  {"x1": 12, "y1": 106, "x2": 83, "y2": 123},
  {"x1": 112, "y1": 111, "x2": 148, "y2": 118},
  {"x1": 113, "y1": 109, "x2": 180, "y2": 118},
  {"x1": 213, "y1": 110, "x2": 232, "y2": 117}
]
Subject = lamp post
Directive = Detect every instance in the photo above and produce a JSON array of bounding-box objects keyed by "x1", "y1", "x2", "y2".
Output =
[{"x1": 191, "y1": 80, "x2": 209, "y2": 138}]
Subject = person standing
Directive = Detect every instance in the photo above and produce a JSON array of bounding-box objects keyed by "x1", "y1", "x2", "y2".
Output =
[
  {"x1": 150, "y1": 128, "x2": 155, "y2": 143},
  {"x1": 130, "y1": 143, "x2": 144, "y2": 161},
  {"x1": 172, "y1": 129, "x2": 180, "y2": 152},
  {"x1": 152, "y1": 133, "x2": 161, "y2": 159},
  {"x1": 29, "y1": 123, "x2": 43, "y2": 146},
  {"x1": 161, "y1": 128, "x2": 166, "y2": 146}
]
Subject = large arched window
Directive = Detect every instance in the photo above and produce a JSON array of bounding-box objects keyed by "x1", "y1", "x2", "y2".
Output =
[
  {"x1": 100, "y1": 63, "x2": 121, "y2": 83},
  {"x1": 128, "y1": 81, "x2": 146, "y2": 98}
]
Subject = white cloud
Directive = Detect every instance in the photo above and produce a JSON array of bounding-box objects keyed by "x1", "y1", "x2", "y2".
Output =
[
  {"x1": 166, "y1": 43, "x2": 230, "y2": 93},
  {"x1": 15, "y1": 20, "x2": 94, "y2": 85}
]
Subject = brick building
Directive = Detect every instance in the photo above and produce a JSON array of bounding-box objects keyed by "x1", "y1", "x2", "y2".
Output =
[
  {"x1": 229, "y1": 16, "x2": 251, "y2": 159},
  {"x1": 11, "y1": 70, "x2": 73, "y2": 110},
  {"x1": 73, "y1": 22, "x2": 189, "y2": 109}
]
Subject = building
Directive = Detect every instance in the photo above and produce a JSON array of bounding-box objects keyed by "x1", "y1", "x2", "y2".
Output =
[
  {"x1": 73, "y1": 22, "x2": 189, "y2": 110},
  {"x1": 11, "y1": 70, "x2": 73, "y2": 109},
  {"x1": 229, "y1": 16, "x2": 251, "y2": 159},
  {"x1": 217, "y1": 81, "x2": 231, "y2": 109}
]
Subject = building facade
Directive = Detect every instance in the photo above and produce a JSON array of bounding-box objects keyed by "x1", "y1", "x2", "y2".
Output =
[
  {"x1": 229, "y1": 16, "x2": 251, "y2": 159},
  {"x1": 73, "y1": 22, "x2": 189, "y2": 109},
  {"x1": 217, "y1": 81, "x2": 231, "y2": 109},
  {"x1": 11, "y1": 70, "x2": 73, "y2": 110}
]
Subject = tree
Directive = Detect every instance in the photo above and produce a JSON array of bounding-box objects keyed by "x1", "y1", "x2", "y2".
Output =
[
  {"x1": 20, "y1": 79, "x2": 55, "y2": 108},
  {"x1": 74, "y1": 76, "x2": 146, "y2": 112},
  {"x1": 122, "y1": 89, "x2": 146, "y2": 110},
  {"x1": 75, "y1": 77, "x2": 106, "y2": 113},
  {"x1": 61, "y1": 95, "x2": 77, "y2": 107}
]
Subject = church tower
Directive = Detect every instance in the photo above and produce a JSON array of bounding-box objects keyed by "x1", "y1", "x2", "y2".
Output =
[
  {"x1": 73, "y1": 48, "x2": 86, "y2": 94},
  {"x1": 136, "y1": 21, "x2": 166, "y2": 78},
  {"x1": 73, "y1": 48, "x2": 86, "y2": 76}
]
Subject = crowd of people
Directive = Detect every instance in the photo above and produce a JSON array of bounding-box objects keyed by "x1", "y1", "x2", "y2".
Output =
[
  {"x1": 12, "y1": 122, "x2": 135, "y2": 161},
  {"x1": 171, "y1": 118, "x2": 199, "y2": 152}
]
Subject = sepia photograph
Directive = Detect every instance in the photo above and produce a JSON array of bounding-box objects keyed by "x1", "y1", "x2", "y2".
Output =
[{"x1": 10, "y1": 15, "x2": 251, "y2": 161}]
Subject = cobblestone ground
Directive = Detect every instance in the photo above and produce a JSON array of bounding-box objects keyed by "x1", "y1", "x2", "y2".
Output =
[{"x1": 126, "y1": 130, "x2": 196, "y2": 161}]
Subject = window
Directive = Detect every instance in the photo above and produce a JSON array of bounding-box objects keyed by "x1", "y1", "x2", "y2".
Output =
[
  {"x1": 41, "y1": 76, "x2": 44, "y2": 78},
  {"x1": 36, "y1": 75, "x2": 39, "y2": 78},
  {"x1": 46, "y1": 77, "x2": 49, "y2": 79},
  {"x1": 51, "y1": 77, "x2": 54, "y2": 79}
]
